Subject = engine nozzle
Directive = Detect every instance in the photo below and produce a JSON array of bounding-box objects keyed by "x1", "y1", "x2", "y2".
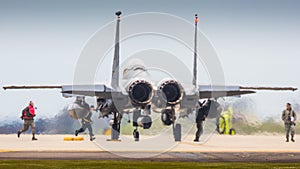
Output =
[
  {"x1": 157, "y1": 80, "x2": 183, "y2": 106},
  {"x1": 128, "y1": 80, "x2": 153, "y2": 106}
]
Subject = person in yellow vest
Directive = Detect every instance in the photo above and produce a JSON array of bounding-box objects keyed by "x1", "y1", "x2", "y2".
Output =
[{"x1": 217, "y1": 106, "x2": 235, "y2": 135}]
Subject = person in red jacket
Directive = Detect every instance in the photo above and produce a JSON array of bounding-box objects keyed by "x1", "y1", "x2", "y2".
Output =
[{"x1": 17, "y1": 101, "x2": 37, "y2": 140}]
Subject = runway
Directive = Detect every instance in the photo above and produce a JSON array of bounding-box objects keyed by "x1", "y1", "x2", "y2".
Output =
[{"x1": 0, "y1": 134, "x2": 299, "y2": 162}]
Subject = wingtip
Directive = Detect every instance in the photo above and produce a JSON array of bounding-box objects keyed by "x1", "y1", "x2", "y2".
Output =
[{"x1": 240, "y1": 86, "x2": 298, "y2": 91}]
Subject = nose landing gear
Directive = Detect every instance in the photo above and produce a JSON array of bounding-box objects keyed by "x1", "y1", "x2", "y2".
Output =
[{"x1": 133, "y1": 128, "x2": 139, "y2": 141}]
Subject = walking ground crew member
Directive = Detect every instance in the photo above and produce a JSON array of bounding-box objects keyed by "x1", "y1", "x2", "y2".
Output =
[
  {"x1": 194, "y1": 100, "x2": 208, "y2": 142},
  {"x1": 17, "y1": 101, "x2": 38, "y2": 140},
  {"x1": 75, "y1": 105, "x2": 96, "y2": 141},
  {"x1": 282, "y1": 103, "x2": 297, "y2": 142}
]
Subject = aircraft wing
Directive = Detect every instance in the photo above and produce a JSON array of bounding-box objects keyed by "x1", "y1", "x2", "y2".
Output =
[
  {"x1": 61, "y1": 85, "x2": 116, "y2": 98},
  {"x1": 3, "y1": 84, "x2": 297, "y2": 99},
  {"x1": 198, "y1": 85, "x2": 254, "y2": 99},
  {"x1": 197, "y1": 85, "x2": 297, "y2": 99},
  {"x1": 3, "y1": 84, "x2": 120, "y2": 98}
]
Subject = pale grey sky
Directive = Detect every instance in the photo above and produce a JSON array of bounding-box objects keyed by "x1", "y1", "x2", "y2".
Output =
[{"x1": 1, "y1": 0, "x2": 300, "y2": 121}]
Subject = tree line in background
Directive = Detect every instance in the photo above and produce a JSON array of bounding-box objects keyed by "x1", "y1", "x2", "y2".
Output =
[
  {"x1": 0, "y1": 107, "x2": 80, "y2": 134},
  {"x1": 0, "y1": 98, "x2": 299, "y2": 134}
]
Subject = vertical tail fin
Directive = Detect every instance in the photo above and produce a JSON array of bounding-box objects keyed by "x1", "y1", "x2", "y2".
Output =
[
  {"x1": 111, "y1": 11, "x2": 122, "y2": 90},
  {"x1": 192, "y1": 14, "x2": 198, "y2": 87}
]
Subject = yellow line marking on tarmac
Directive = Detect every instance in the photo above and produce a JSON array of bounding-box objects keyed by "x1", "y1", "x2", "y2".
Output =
[{"x1": 0, "y1": 150, "x2": 13, "y2": 152}]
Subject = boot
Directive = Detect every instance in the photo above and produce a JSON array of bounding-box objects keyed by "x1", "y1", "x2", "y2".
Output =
[
  {"x1": 90, "y1": 136, "x2": 95, "y2": 141},
  {"x1": 291, "y1": 136, "x2": 295, "y2": 142},
  {"x1": 32, "y1": 134, "x2": 38, "y2": 141},
  {"x1": 193, "y1": 137, "x2": 199, "y2": 142},
  {"x1": 75, "y1": 130, "x2": 79, "y2": 136},
  {"x1": 17, "y1": 131, "x2": 21, "y2": 138}
]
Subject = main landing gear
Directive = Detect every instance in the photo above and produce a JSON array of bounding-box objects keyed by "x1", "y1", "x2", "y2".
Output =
[
  {"x1": 108, "y1": 111, "x2": 121, "y2": 141},
  {"x1": 132, "y1": 108, "x2": 152, "y2": 141},
  {"x1": 161, "y1": 107, "x2": 182, "y2": 142},
  {"x1": 173, "y1": 123, "x2": 182, "y2": 142}
]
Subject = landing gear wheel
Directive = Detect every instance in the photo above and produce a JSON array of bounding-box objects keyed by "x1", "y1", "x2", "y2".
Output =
[
  {"x1": 133, "y1": 128, "x2": 139, "y2": 141},
  {"x1": 173, "y1": 124, "x2": 181, "y2": 142}
]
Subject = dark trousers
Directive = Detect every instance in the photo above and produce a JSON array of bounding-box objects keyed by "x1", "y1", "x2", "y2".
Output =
[
  {"x1": 195, "y1": 121, "x2": 203, "y2": 139},
  {"x1": 285, "y1": 123, "x2": 295, "y2": 140},
  {"x1": 77, "y1": 122, "x2": 93, "y2": 137}
]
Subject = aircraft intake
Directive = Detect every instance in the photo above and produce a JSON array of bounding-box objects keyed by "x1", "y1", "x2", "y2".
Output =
[
  {"x1": 157, "y1": 80, "x2": 183, "y2": 106},
  {"x1": 128, "y1": 80, "x2": 153, "y2": 107}
]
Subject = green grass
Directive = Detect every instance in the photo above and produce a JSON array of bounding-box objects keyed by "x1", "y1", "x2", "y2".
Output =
[{"x1": 0, "y1": 160, "x2": 300, "y2": 169}]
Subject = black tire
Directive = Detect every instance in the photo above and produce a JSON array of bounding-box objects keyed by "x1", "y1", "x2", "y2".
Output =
[
  {"x1": 133, "y1": 130, "x2": 139, "y2": 141},
  {"x1": 161, "y1": 109, "x2": 173, "y2": 126},
  {"x1": 174, "y1": 124, "x2": 181, "y2": 142}
]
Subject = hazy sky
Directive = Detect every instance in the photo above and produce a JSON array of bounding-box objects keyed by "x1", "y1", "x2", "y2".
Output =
[{"x1": 1, "y1": 0, "x2": 300, "y2": 121}]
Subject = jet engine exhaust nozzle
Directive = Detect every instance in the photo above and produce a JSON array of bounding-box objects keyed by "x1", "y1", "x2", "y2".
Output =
[
  {"x1": 128, "y1": 80, "x2": 153, "y2": 106},
  {"x1": 158, "y1": 80, "x2": 183, "y2": 106}
]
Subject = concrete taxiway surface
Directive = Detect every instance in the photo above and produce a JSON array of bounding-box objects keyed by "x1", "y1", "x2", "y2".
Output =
[{"x1": 0, "y1": 134, "x2": 299, "y2": 162}]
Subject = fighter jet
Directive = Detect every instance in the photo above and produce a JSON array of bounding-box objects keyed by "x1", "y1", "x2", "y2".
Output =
[{"x1": 3, "y1": 11, "x2": 297, "y2": 142}]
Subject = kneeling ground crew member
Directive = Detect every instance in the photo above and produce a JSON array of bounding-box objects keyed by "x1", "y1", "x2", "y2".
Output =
[
  {"x1": 17, "y1": 101, "x2": 38, "y2": 140},
  {"x1": 75, "y1": 105, "x2": 96, "y2": 141}
]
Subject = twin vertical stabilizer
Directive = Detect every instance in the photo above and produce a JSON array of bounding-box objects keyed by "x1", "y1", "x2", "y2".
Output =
[
  {"x1": 111, "y1": 11, "x2": 122, "y2": 90},
  {"x1": 192, "y1": 14, "x2": 198, "y2": 87},
  {"x1": 111, "y1": 12, "x2": 198, "y2": 89}
]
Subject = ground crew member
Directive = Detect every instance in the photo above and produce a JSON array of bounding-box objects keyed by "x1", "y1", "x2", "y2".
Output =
[
  {"x1": 75, "y1": 105, "x2": 96, "y2": 141},
  {"x1": 17, "y1": 101, "x2": 38, "y2": 140},
  {"x1": 194, "y1": 100, "x2": 208, "y2": 142},
  {"x1": 282, "y1": 103, "x2": 297, "y2": 142},
  {"x1": 217, "y1": 106, "x2": 234, "y2": 135}
]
